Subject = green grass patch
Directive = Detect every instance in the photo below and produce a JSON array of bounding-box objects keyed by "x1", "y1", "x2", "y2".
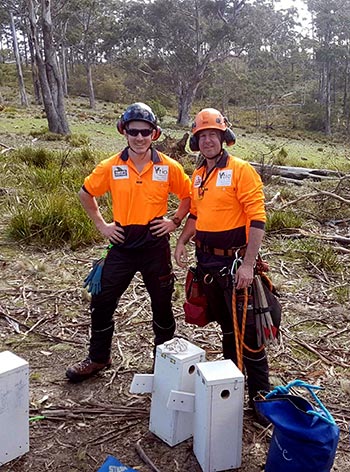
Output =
[
  {"x1": 266, "y1": 209, "x2": 304, "y2": 232},
  {"x1": 7, "y1": 192, "x2": 102, "y2": 249},
  {"x1": 283, "y1": 238, "x2": 341, "y2": 273}
]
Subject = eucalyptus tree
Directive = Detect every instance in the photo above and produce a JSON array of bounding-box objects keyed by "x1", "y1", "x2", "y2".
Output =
[
  {"x1": 63, "y1": 0, "x2": 116, "y2": 108},
  {"x1": 104, "y1": 0, "x2": 247, "y2": 125},
  {"x1": 26, "y1": 0, "x2": 70, "y2": 134},
  {"x1": 243, "y1": 3, "x2": 304, "y2": 128},
  {"x1": 148, "y1": 0, "x2": 249, "y2": 125},
  {"x1": 0, "y1": 1, "x2": 29, "y2": 106},
  {"x1": 9, "y1": 9, "x2": 28, "y2": 106},
  {"x1": 307, "y1": 0, "x2": 350, "y2": 135}
]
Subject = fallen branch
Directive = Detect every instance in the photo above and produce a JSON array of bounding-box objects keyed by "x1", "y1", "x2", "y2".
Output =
[
  {"x1": 251, "y1": 162, "x2": 344, "y2": 181},
  {"x1": 0, "y1": 311, "x2": 85, "y2": 345},
  {"x1": 282, "y1": 329, "x2": 350, "y2": 368},
  {"x1": 282, "y1": 228, "x2": 350, "y2": 246},
  {"x1": 135, "y1": 438, "x2": 163, "y2": 472}
]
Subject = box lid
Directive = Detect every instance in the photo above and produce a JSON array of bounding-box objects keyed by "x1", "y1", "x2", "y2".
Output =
[
  {"x1": 0, "y1": 351, "x2": 28, "y2": 375},
  {"x1": 157, "y1": 338, "x2": 205, "y2": 361},
  {"x1": 196, "y1": 359, "x2": 244, "y2": 385}
]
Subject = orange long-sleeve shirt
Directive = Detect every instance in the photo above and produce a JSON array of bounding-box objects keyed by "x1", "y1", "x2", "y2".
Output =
[{"x1": 190, "y1": 151, "x2": 266, "y2": 249}]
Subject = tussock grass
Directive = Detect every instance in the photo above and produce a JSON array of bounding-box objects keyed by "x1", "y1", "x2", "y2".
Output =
[
  {"x1": 14, "y1": 146, "x2": 55, "y2": 168},
  {"x1": 2, "y1": 145, "x2": 112, "y2": 249},
  {"x1": 282, "y1": 238, "x2": 341, "y2": 273},
  {"x1": 7, "y1": 192, "x2": 101, "y2": 249},
  {"x1": 266, "y1": 209, "x2": 304, "y2": 232}
]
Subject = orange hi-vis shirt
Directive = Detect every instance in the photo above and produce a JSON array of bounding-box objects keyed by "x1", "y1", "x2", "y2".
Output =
[
  {"x1": 190, "y1": 151, "x2": 266, "y2": 250},
  {"x1": 84, "y1": 148, "x2": 190, "y2": 226}
]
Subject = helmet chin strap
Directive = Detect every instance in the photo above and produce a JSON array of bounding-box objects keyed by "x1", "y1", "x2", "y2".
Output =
[
  {"x1": 202, "y1": 147, "x2": 224, "y2": 161},
  {"x1": 127, "y1": 143, "x2": 152, "y2": 159}
]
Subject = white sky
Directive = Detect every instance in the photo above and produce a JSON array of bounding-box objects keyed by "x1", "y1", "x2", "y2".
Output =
[{"x1": 275, "y1": 0, "x2": 312, "y2": 34}]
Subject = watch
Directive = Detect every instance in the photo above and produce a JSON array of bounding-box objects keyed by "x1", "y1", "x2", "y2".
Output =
[{"x1": 171, "y1": 216, "x2": 182, "y2": 227}]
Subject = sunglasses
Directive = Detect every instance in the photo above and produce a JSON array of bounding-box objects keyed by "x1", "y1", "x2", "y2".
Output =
[{"x1": 125, "y1": 128, "x2": 153, "y2": 137}]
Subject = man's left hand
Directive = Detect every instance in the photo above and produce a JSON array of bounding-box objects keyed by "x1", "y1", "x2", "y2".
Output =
[
  {"x1": 150, "y1": 218, "x2": 177, "y2": 237},
  {"x1": 235, "y1": 263, "x2": 254, "y2": 289}
]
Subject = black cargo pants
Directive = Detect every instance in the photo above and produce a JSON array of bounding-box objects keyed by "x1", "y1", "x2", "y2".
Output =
[
  {"x1": 88, "y1": 241, "x2": 175, "y2": 363},
  {"x1": 198, "y1": 262, "x2": 270, "y2": 403}
]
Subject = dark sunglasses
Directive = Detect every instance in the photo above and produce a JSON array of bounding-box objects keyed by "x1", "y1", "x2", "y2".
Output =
[{"x1": 125, "y1": 128, "x2": 153, "y2": 137}]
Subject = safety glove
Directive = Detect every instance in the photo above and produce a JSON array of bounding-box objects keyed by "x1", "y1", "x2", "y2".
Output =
[{"x1": 83, "y1": 244, "x2": 113, "y2": 295}]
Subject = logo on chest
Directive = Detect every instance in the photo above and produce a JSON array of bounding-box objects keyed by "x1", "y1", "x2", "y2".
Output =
[
  {"x1": 216, "y1": 170, "x2": 233, "y2": 186},
  {"x1": 112, "y1": 165, "x2": 129, "y2": 179},
  {"x1": 193, "y1": 175, "x2": 202, "y2": 188},
  {"x1": 153, "y1": 165, "x2": 169, "y2": 182}
]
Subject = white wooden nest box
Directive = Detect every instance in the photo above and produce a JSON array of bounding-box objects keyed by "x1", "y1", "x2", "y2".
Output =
[
  {"x1": 0, "y1": 351, "x2": 29, "y2": 466},
  {"x1": 194, "y1": 359, "x2": 244, "y2": 472},
  {"x1": 130, "y1": 338, "x2": 205, "y2": 446}
]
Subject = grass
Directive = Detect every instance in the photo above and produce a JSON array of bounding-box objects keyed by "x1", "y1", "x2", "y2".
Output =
[
  {"x1": 1, "y1": 95, "x2": 349, "y2": 255},
  {"x1": 1, "y1": 97, "x2": 350, "y2": 170}
]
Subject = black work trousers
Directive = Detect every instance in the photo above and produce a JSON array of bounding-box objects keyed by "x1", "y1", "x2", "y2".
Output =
[
  {"x1": 198, "y1": 261, "x2": 270, "y2": 403},
  {"x1": 88, "y1": 242, "x2": 175, "y2": 363}
]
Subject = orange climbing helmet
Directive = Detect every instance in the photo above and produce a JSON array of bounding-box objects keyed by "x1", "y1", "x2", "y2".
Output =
[
  {"x1": 190, "y1": 108, "x2": 236, "y2": 151},
  {"x1": 191, "y1": 108, "x2": 227, "y2": 135}
]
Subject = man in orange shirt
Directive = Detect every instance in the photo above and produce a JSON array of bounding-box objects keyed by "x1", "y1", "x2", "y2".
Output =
[
  {"x1": 175, "y1": 108, "x2": 270, "y2": 424},
  {"x1": 67, "y1": 103, "x2": 191, "y2": 382}
]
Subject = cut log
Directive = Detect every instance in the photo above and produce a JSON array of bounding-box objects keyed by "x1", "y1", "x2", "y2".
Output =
[{"x1": 250, "y1": 162, "x2": 344, "y2": 181}]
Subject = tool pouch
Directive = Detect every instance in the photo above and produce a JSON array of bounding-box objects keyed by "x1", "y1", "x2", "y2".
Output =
[{"x1": 183, "y1": 266, "x2": 209, "y2": 327}]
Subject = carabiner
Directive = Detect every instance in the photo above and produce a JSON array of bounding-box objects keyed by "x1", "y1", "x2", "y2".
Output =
[
  {"x1": 231, "y1": 250, "x2": 243, "y2": 276},
  {"x1": 203, "y1": 273, "x2": 214, "y2": 285}
]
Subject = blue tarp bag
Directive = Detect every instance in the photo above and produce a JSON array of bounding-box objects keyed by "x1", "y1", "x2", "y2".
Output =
[
  {"x1": 97, "y1": 455, "x2": 138, "y2": 472},
  {"x1": 254, "y1": 379, "x2": 339, "y2": 472}
]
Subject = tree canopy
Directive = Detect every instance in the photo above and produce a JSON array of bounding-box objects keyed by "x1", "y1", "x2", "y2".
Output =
[{"x1": 1, "y1": 0, "x2": 350, "y2": 134}]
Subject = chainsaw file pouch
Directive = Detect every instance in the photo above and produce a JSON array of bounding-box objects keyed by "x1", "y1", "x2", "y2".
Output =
[
  {"x1": 254, "y1": 380, "x2": 339, "y2": 472},
  {"x1": 183, "y1": 266, "x2": 209, "y2": 327}
]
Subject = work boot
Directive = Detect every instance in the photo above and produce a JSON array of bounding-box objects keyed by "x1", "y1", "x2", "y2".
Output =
[
  {"x1": 66, "y1": 357, "x2": 112, "y2": 383},
  {"x1": 252, "y1": 405, "x2": 271, "y2": 428}
]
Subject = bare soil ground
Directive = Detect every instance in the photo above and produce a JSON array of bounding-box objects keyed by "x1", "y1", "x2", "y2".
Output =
[
  {"x1": 1, "y1": 227, "x2": 350, "y2": 472},
  {"x1": 0, "y1": 116, "x2": 349, "y2": 471}
]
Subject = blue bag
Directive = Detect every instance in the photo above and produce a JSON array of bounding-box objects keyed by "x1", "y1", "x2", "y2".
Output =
[
  {"x1": 254, "y1": 379, "x2": 339, "y2": 472},
  {"x1": 97, "y1": 455, "x2": 138, "y2": 472}
]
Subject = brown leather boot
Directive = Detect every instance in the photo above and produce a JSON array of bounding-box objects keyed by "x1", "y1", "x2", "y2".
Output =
[{"x1": 66, "y1": 357, "x2": 112, "y2": 382}]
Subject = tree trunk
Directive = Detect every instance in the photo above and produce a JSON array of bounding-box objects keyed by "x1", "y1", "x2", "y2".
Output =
[
  {"x1": 177, "y1": 80, "x2": 200, "y2": 126},
  {"x1": 26, "y1": 18, "x2": 41, "y2": 104},
  {"x1": 59, "y1": 20, "x2": 68, "y2": 97},
  {"x1": 9, "y1": 10, "x2": 28, "y2": 107},
  {"x1": 325, "y1": 60, "x2": 331, "y2": 135},
  {"x1": 86, "y1": 61, "x2": 95, "y2": 109},
  {"x1": 27, "y1": 0, "x2": 70, "y2": 135},
  {"x1": 61, "y1": 45, "x2": 68, "y2": 97}
]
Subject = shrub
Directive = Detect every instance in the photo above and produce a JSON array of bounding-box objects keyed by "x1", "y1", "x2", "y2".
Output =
[
  {"x1": 148, "y1": 100, "x2": 167, "y2": 122},
  {"x1": 67, "y1": 134, "x2": 90, "y2": 147}
]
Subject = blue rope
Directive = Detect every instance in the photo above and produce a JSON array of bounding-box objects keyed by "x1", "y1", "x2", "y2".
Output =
[{"x1": 266, "y1": 379, "x2": 336, "y2": 425}]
